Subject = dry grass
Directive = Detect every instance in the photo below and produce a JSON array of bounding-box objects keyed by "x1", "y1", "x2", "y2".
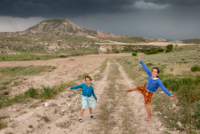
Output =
[
  {"x1": 93, "y1": 60, "x2": 135, "y2": 134},
  {"x1": 116, "y1": 45, "x2": 200, "y2": 134}
]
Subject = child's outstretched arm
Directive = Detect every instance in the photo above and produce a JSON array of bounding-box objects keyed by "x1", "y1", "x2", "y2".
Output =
[
  {"x1": 67, "y1": 84, "x2": 82, "y2": 91},
  {"x1": 91, "y1": 88, "x2": 97, "y2": 102},
  {"x1": 138, "y1": 57, "x2": 151, "y2": 76},
  {"x1": 158, "y1": 80, "x2": 175, "y2": 99}
]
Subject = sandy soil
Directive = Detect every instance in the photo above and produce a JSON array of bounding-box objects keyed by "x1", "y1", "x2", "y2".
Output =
[
  {"x1": 0, "y1": 54, "x2": 181, "y2": 134},
  {"x1": 95, "y1": 42, "x2": 188, "y2": 47},
  {"x1": 0, "y1": 53, "x2": 130, "y2": 96}
]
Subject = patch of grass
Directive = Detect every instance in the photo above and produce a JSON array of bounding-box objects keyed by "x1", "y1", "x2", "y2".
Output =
[
  {"x1": 56, "y1": 121, "x2": 71, "y2": 128},
  {"x1": 0, "y1": 65, "x2": 53, "y2": 90},
  {"x1": 115, "y1": 46, "x2": 200, "y2": 133},
  {"x1": 0, "y1": 78, "x2": 13, "y2": 85},
  {"x1": 29, "y1": 102, "x2": 38, "y2": 109},
  {"x1": 78, "y1": 73, "x2": 89, "y2": 79},
  {"x1": 0, "y1": 66, "x2": 53, "y2": 77},
  {"x1": 132, "y1": 52, "x2": 137, "y2": 56},
  {"x1": 28, "y1": 125, "x2": 33, "y2": 128},
  {"x1": 0, "y1": 80, "x2": 76, "y2": 108},
  {"x1": 191, "y1": 65, "x2": 200, "y2": 72},
  {"x1": 0, "y1": 85, "x2": 7, "y2": 91},
  {"x1": 42, "y1": 116, "x2": 50, "y2": 123},
  {"x1": 38, "y1": 86, "x2": 54, "y2": 100},
  {"x1": 25, "y1": 87, "x2": 38, "y2": 98},
  {"x1": 0, "y1": 119, "x2": 7, "y2": 130},
  {"x1": 93, "y1": 60, "x2": 135, "y2": 134},
  {"x1": 93, "y1": 59, "x2": 109, "y2": 81}
]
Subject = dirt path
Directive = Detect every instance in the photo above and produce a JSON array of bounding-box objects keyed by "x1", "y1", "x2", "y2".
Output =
[
  {"x1": 114, "y1": 60, "x2": 179, "y2": 134},
  {"x1": 0, "y1": 53, "x2": 130, "y2": 96},
  {"x1": 0, "y1": 55, "x2": 180, "y2": 134}
]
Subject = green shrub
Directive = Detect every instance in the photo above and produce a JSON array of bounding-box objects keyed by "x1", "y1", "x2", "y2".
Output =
[
  {"x1": 146, "y1": 62, "x2": 153, "y2": 66},
  {"x1": 132, "y1": 52, "x2": 137, "y2": 56},
  {"x1": 194, "y1": 101, "x2": 200, "y2": 128},
  {"x1": 166, "y1": 44, "x2": 173, "y2": 52},
  {"x1": 59, "y1": 55, "x2": 67, "y2": 58},
  {"x1": 25, "y1": 87, "x2": 38, "y2": 98},
  {"x1": 191, "y1": 65, "x2": 200, "y2": 72},
  {"x1": 163, "y1": 77, "x2": 193, "y2": 91},
  {"x1": 113, "y1": 50, "x2": 119, "y2": 53},
  {"x1": 39, "y1": 86, "x2": 54, "y2": 100},
  {"x1": 166, "y1": 49, "x2": 171, "y2": 53}
]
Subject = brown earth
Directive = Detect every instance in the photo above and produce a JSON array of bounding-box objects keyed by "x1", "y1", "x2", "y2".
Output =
[{"x1": 0, "y1": 53, "x2": 181, "y2": 134}]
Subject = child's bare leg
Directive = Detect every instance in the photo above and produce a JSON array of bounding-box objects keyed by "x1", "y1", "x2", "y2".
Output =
[
  {"x1": 79, "y1": 109, "x2": 85, "y2": 118},
  {"x1": 89, "y1": 108, "x2": 92, "y2": 115},
  {"x1": 126, "y1": 87, "x2": 138, "y2": 92},
  {"x1": 144, "y1": 104, "x2": 151, "y2": 120}
]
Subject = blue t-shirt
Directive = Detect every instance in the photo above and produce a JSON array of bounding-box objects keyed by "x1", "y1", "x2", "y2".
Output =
[
  {"x1": 70, "y1": 83, "x2": 97, "y2": 100},
  {"x1": 140, "y1": 61, "x2": 171, "y2": 96}
]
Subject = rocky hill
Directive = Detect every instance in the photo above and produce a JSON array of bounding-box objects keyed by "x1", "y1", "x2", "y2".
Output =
[{"x1": 0, "y1": 19, "x2": 126, "y2": 38}]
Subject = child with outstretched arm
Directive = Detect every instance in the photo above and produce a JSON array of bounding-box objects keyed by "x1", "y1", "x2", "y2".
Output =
[
  {"x1": 67, "y1": 76, "x2": 97, "y2": 122},
  {"x1": 126, "y1": 57, "x2": 175, "y2": 121}
]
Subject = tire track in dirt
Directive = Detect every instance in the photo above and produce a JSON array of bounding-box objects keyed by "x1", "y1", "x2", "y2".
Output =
[
  {"x1": 114, "y1": 60, "x2": 179, "y2": 134},
  {"x1": 0, "y1": 60, "x2": 111, "y2": 134},
  {"x1": 63, "y1": 60, "x2": 111, "y2": 134}
]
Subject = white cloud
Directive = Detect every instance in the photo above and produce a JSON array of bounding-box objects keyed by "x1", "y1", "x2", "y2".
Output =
[
  {"x1": 0, "y1": 16, "x2": 45, "y2": 32},
  {"x1": 133, "y1": 1, "x2": 170, "y2": 10}
]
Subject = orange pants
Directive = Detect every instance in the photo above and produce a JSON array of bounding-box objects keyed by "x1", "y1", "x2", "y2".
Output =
[{"x1": 137, "y1": 83, "x2": 153, "y2": 105}]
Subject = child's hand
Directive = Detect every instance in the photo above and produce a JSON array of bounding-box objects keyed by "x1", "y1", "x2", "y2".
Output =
[
  {"x1": 170, "y1": 95, "x2": 175, "y2": 99},
  {"x1": 125, "y1": 89, "x2": 130, "y2": 92},
  {"x1": 138, "y1": 57, "x2": 141, "y2": 62},
  {"x1": 67, "y1": 87, "x2": 70, "y2": 91}
]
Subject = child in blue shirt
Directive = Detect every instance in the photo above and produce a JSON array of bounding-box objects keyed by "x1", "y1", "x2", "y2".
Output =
[
  {"x1": 67, "y1": 76, "x2": 97, "y2": 122},
  {"x1": 126, "y1": 57, "x2": 175, "y2": 120}
]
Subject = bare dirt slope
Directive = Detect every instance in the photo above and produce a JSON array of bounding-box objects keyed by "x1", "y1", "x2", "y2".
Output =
[{"x1": 0, "y1": 54, "x2": 181, "y2": 134}]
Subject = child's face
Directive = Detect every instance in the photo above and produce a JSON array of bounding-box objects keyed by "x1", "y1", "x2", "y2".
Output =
[
  {"x1": 151, "y1": 69, "x2": 159, "y2": 77},
  {"x1": 85, "y1": 78, "x2": 91, "y2": 85}
]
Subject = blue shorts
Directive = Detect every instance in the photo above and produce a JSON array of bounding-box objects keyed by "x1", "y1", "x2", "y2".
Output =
[{"x1": 81, "y1": 95, "x2": 95, "y2": 109}]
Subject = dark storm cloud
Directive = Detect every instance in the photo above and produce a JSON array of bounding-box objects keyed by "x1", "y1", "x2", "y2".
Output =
[
  {"x1": 143, "y1": 0, "x2": 200, "y2": 6},
  {"x1": 0, "y1": 0, "x2": 136, "y2": 18}
]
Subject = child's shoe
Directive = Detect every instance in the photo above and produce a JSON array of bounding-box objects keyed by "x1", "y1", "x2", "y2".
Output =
[
  {"x1": 90, "y1": 115, "x2": 95, "y2": 119},
  {"x1": 78, "y1": 118, "x2": 83, "y2": 122}
]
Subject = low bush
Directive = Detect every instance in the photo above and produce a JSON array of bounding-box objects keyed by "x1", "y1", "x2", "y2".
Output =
[
  {"x1": 132, "y1": 52, "x2": 137, "y2": 56},
  {"x1": 25, "y1": 87, "x2": 38, "y2": 98},
  {"x1": 191, "y1": 65, "x2": 200, "y2": 72}
]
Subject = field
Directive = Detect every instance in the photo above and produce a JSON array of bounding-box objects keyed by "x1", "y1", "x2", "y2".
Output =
[{"x1": 0, "y1": 45, "x2": 200, "y2": 134}]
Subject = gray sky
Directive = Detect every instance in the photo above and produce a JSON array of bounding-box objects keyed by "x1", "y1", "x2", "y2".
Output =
[{"x1": 0, "y1": 0, "x2": 200, "y2": 40}]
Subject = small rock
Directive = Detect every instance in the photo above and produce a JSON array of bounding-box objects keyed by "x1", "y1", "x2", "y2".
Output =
[
  {"x1": 159, "y1": 91, "x2": 164, "y2": 94},
  {"x1": 164, "y1": 116, "x2": 168, "y2": 118},
  {"x1": 177, "y1": 121, "x2": 182, "y2": 127},
  {"x1": 172, "y1": 103, "x2": 176, "y2": 109},
  {"x1": 58, "y1": 104, "x2": 62, "y2": 107},
  {"x1": 173, "y1": 128, "x2": 177, "y2": 131},
  {"x1": 44, "y1": 102, "x2": 49, "y2": 107},
  {"x1": 12, "y1": 109, "x2": 16, "y2": 112},
  {"x1": 61, "y1": 110, "x2": 65, "y2": 112},
  {"x1": 68, "y1": 104, "x2": 71, "y2": 107},
  {"x1": 159, "y1": 128, "x2": 164, "y2": 131},
  {"x1": 159, "y1": 123, "x2": 162, "y2": 127}
]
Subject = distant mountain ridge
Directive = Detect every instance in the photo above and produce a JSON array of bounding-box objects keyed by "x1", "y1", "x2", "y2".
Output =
[{"x1": 0, "y1": 19, "x2": 127, "y2": 38}]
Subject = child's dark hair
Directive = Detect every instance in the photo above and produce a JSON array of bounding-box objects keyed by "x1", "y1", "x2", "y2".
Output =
[
  {"x1": 152, "y1": 67, "x2": 160, "y2": 74},
  {"x1": 85, "y1": 76, "x2": 92, "y2": 81}
]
